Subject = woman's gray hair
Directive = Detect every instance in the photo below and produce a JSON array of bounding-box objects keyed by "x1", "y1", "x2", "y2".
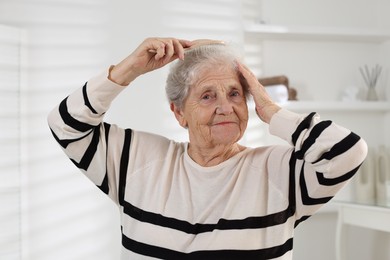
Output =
[{"x1": 165, "y1": 43, "x2": 247, "y2": 109}]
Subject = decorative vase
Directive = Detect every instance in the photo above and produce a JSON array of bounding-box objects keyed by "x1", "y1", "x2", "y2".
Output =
[
  {"x1": 354, "y1": 148, "x2": 376, "y2": 204},
  {"x1": 360, "y1": 64, "x2": 382, "y2": 101},
  {"x1": 375, "y1": 146, "x2": 390, "y2": 206},
  {"x1": 366, "y1": 87, "x2": 378, "y2": 101}
]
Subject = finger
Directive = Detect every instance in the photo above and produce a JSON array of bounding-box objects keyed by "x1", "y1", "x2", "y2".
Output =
[
  {"x1": 236, "y1": 62, "x2": 271, "y2": 101},
  {"x1": 236, "y1": 62, "x2": 259, "y2": 89},
  {"x1": 179, "y1": 39, "x2": 193, "y2": 49},
  {"x1": 173, "y1": 39, "x2": 185, "y2": 60},
  {"x1": 148, "y1": 38, "x2": 192, "y2": 62},
  {"x1": 167, "y1": 38, "x2": 192, "y2": 61},
  {"x1": 144, "y1": 37, "x2": 163, "y2": 53},
  {"x1": 155, "y1": 43, "x2": 166, "y2": 61},
  {"x1": 237, "y1": 62, "x2": 256, "y2": 80},
  {"x1": 149, "y1": 39, "x2": 191, "y2": 52},
  {"x1": 164, "y1": 40, "x2": 175, "y2": 63}
]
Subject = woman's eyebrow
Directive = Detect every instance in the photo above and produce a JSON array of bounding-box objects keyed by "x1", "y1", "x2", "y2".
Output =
[
  {"x1": 229, "y1": 83, "x2": 244, "y2": 91},
  {"x1": 196, "y1": 78, "x2": 241, "y2": 91},
  {"x1": 196, "y1": 84, "x2": 214, "y2": 93}
]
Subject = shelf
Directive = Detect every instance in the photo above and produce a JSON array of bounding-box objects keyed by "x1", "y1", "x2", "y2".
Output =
[
  {"x1": 244, "y1": 23, "x2": 390, "y2": 43},
  {"x1": 279, "y1": 101, "x2": 390, "y2": 112}
]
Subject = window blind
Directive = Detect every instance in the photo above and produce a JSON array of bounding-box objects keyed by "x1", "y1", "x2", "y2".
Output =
[
  {"x1": 0, "y1": 1, "x2": 120, "y2": 260},
  {"x1": 241, "y1": 0, "x2": 272, "y2": 147},
  {"x1": 0, "y1": 24, "x2": 22, "y2": 260},
  {"x1": 162, "y1": 0, "x2": 243, "y2": 42}
]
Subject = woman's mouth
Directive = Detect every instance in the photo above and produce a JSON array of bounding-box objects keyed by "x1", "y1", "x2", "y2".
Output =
[{"x1": 213, "y1": 121, "x2": 235, "y2": 126}]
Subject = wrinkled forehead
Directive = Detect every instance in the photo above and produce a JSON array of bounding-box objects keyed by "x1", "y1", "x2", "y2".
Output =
[
  {"x1": 190, "y1": 60, "x2": 239, "y2": 86},
  {"x1": 192, "y1": 63, "x2": 239, "y2": 85}
]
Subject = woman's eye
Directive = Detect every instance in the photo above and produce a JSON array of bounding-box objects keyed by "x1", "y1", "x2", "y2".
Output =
[
  {"x1": 202, "y1": 95, "x2": 210, "y2": 100},
  {"x1": 230, "y1": 91, "x2": 240, "y2": 97}
]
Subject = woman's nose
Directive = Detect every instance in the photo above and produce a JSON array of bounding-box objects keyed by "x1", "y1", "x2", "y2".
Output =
[{"x1": 216, "y1": 97, "x2": 233, "y2": 115}]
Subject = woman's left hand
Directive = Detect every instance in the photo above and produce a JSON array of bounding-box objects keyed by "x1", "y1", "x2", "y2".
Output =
[{"x1": 237, "y1": 61, "x2": 281, "y2": 124}]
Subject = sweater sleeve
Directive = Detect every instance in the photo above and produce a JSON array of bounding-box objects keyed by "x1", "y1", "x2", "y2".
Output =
[
  {"x1": 269, "y1": 109, "x2": 368, "y2": 224},
  {"x1": 47, "y1": 67, "x2": 128, "y2": 205}
]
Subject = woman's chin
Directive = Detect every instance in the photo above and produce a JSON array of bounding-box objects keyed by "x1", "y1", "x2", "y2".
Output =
[{"x1": 211, "y1": 129, "x2": 242, "y2": 146}]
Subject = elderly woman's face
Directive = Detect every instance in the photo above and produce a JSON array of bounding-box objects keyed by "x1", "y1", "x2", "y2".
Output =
[{"x1": 176, "y1": 64, "x2": 248, "y2": 147}]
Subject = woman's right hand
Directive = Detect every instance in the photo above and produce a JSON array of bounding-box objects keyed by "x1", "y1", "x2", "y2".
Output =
[
  {"x1": 109, "y1": 37, "x2": 192, "y2": 86},
  {"x1": 237, "y1": 61, "x2": 281, "y2": 124}
]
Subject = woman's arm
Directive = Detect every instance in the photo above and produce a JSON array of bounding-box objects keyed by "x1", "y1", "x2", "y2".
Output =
[
  {"x1": 237, "y1": 61, "x2": 368, "y2": 221},
  {"x1": 47, "y1": 37, "x2": 191, "y2": 203},
  {"x1": 269, "y1": 109, "x2": 367, "y2": 222}
]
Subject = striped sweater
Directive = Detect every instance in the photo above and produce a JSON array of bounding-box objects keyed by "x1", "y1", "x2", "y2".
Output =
[{"x1": 48, "y1": 69, "x2": 367, "y2": 259}]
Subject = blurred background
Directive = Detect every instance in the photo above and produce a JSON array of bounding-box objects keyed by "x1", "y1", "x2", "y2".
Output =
[{"x1": 1, "y1": 0, "x2": 390, "y2": 259}]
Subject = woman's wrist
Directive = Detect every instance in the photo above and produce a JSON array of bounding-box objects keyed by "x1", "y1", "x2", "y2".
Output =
[
  {"x1": 255, "y1": 103, "x2": 281, "y2": 124},
  {"x1": 108, "y1": 64, "x2": 140, "y2": 86},
  {"x1": 108, "y1": 53, "x2": 145, "y2": 86}
]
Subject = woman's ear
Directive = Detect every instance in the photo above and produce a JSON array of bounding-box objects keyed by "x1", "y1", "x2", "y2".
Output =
[{"x1": 170, "y1": 102, "x2": 188, "y2": 128}]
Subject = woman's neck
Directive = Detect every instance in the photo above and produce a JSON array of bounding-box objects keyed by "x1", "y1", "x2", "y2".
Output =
[{"x1": 187, "y1": 142, "x2": 246, "y2": 167}]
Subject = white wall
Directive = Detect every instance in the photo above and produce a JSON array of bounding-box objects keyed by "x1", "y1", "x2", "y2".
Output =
[
  {"x1": 0, "y1": 1, "x2": 121, "y2": 259},
  {"x1": 104, "y1": 0, "x2": 182, "y2": 139}
]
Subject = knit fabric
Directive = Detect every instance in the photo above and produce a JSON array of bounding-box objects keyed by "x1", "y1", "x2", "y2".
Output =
[{"x1": 48, "y1": 68, "x2": 367, "y2": 259}]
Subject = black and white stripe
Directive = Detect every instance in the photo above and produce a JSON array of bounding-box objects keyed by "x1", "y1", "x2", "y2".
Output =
[
  {"x1": 48, "y1": 82, "x2": 365, "y2": 259},
  {"x1": 121, "y1": 233, "x2": 294, "y2": 260}
]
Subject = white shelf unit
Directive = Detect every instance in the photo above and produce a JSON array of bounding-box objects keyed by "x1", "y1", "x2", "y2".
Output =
[
  {"x1": 244, "y1": 23, "x2": 390, "y2": 43},
  {"x1": 242, "y1": 1, "x2": 390, "y2": 258},
  {"x1": 280, "y1": 101, "x2": 390, "y2": 113},
  {"x1": 243, "y1": 22, "x2": 390, "y2": 112},
  {"x1": 244, "y1": 7, "x2": 390, "y2": 220}
]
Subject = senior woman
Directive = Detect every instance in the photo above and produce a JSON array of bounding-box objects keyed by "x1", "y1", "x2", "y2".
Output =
[{"x1": 48, "y1": 37, "x2": 367, "y2": 260}]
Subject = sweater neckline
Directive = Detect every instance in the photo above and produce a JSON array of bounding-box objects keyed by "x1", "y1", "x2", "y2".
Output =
[{"x1": 183, "y1": 143, "x2": 251, "y2": 173}]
